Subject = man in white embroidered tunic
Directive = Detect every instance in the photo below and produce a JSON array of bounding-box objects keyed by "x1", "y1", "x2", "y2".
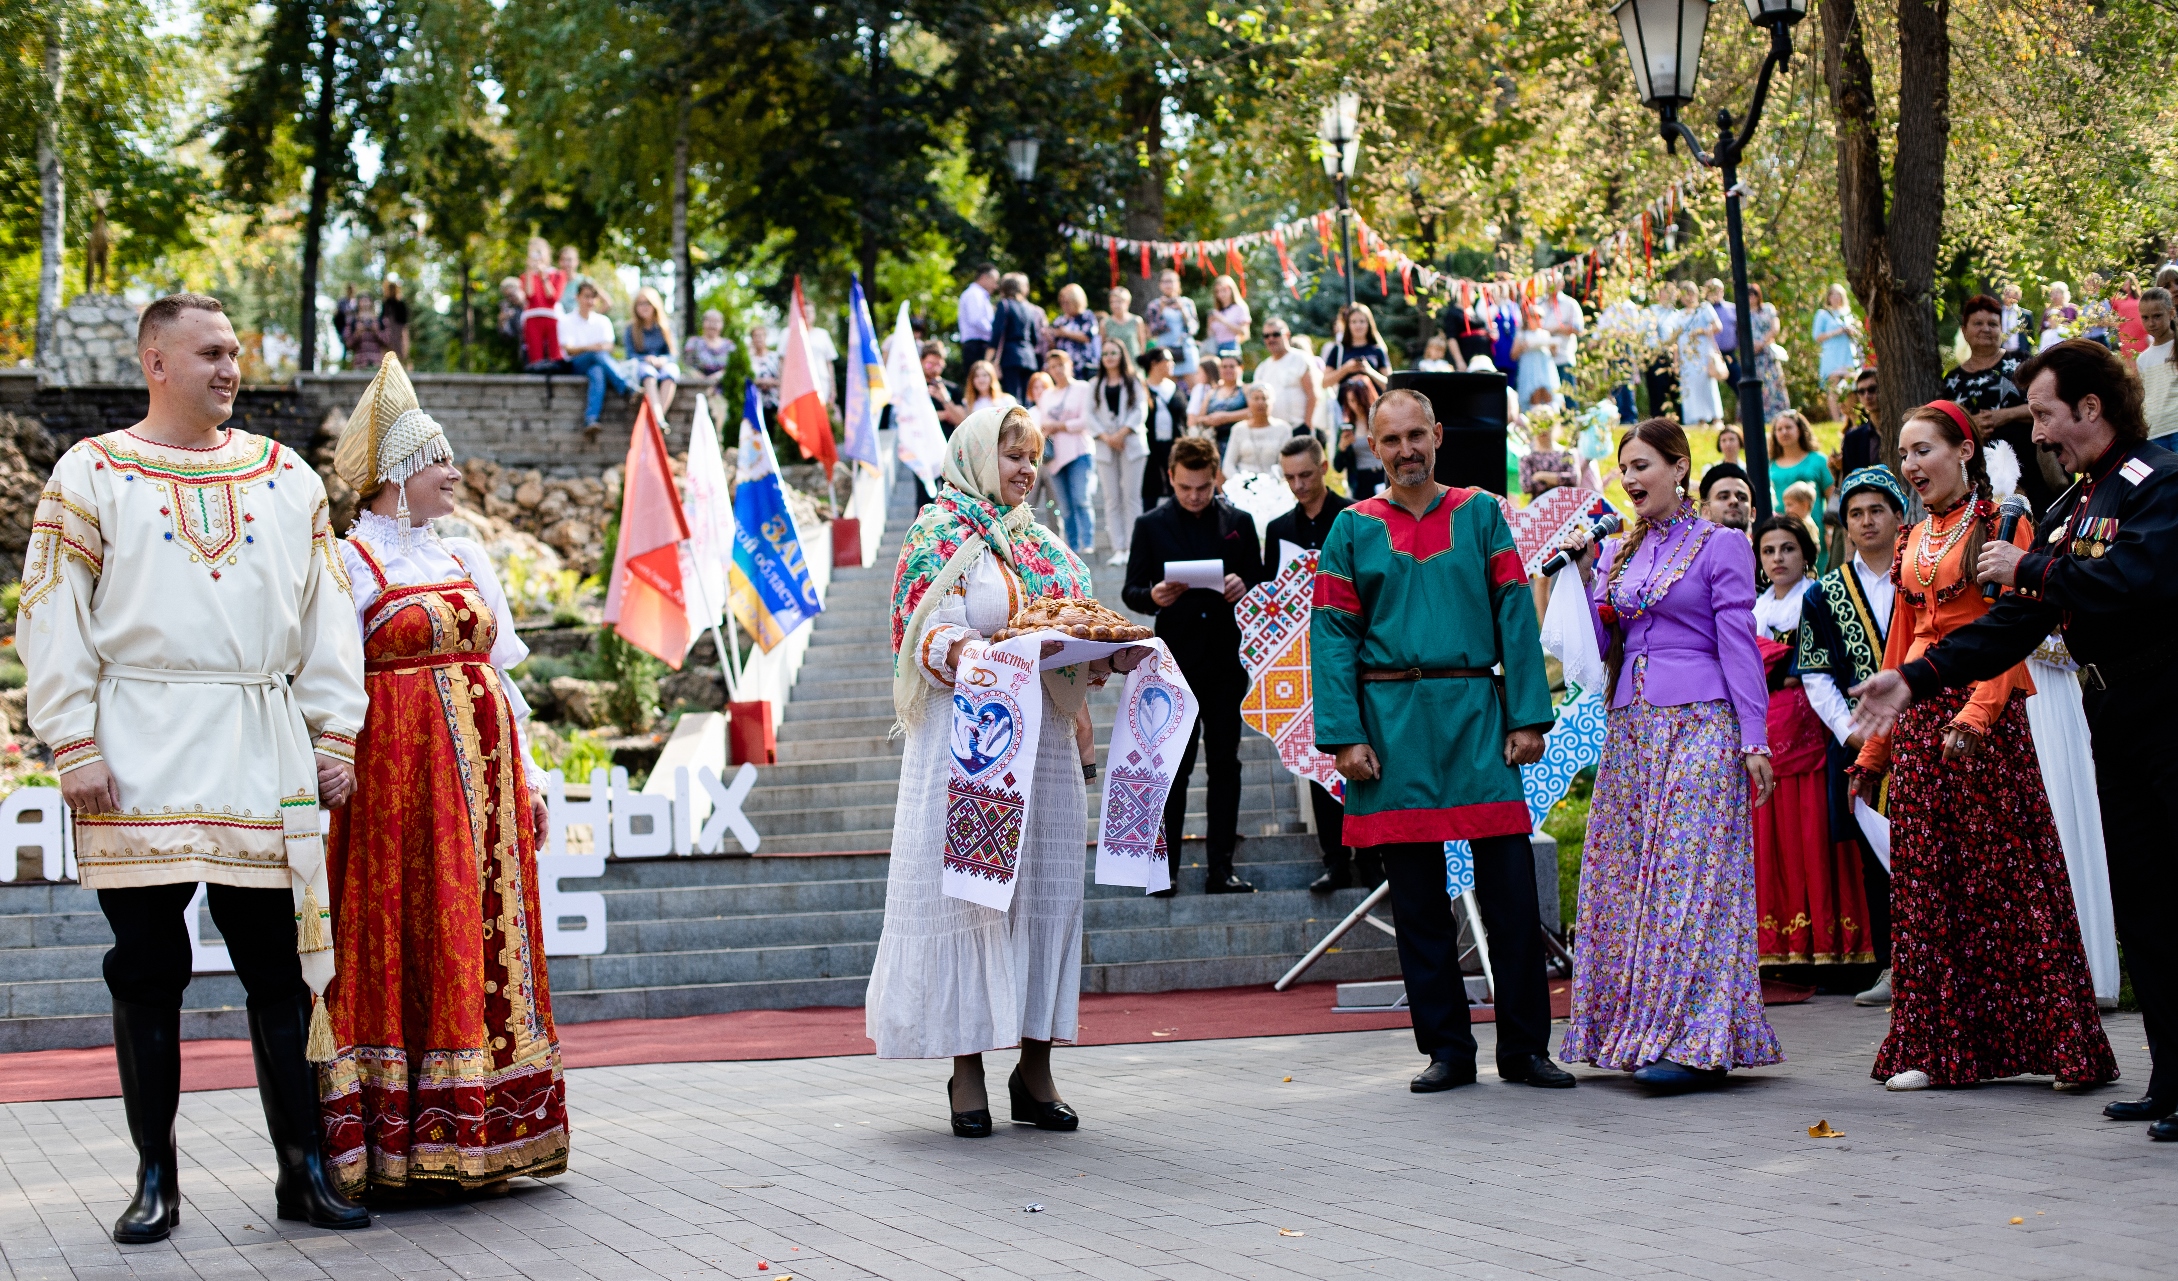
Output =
[{"x1": 18, "y1": 294, "x2": 371, "y2": 1243}]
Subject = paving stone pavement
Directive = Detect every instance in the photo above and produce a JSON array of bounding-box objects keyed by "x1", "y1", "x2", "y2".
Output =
[{"x1": 1, "y1": 996, "x2": 2171, "y2": 1280}]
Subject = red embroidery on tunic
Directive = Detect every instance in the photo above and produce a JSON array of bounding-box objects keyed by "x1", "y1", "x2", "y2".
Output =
[
  {"x1": 1312, "y1": 572, "x2": 1362, "y2": 615},
  {"x1": 1349, "y1": 488, "x2": 1477, "y2": 562}
]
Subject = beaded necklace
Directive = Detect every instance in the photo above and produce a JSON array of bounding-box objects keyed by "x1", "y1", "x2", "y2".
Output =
[
  {"x1": 1911, "y1": 496, "x2": 1974, "y2": 588},
  {"x1": 1603, "y1": 499, "x2": 1710, "y2": 626}
]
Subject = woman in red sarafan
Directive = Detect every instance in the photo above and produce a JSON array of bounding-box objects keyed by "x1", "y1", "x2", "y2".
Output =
[
  {"x1": 316, "y1": 355, "x2": 569, "y2": 1195},
  {"x1": 1749, "y1": 515, "x2": 1872, "y2": 966}
]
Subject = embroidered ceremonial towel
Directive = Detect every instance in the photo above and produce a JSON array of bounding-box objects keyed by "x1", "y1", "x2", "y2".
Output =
[
  {"x1": 1094, "y1": 638, "x2": 1196, "y2": 895},
  {"x1": 941, "y1": 635, "x2": 1048, "y2": 910},
  {"x1": 1237, "y1": 549, "x2": 1342, "y2": 795}
]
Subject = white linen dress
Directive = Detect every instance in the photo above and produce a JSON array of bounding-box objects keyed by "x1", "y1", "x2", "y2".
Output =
[{"x1": 865, "y1": 549, "x2": 1088, "y2": 1059}]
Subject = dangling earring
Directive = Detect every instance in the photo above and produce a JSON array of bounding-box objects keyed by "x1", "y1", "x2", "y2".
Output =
[{"x1": 1959, "y1": 458, "x2": 1970, "y2": 493}]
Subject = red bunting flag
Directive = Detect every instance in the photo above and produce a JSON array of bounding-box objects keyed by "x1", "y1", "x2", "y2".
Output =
[
  {"x1": 1225, "y1": 244, "x2": 1248, "y2": 299},
  {"x1": 1140, "y1": 243, "x2": 1151, "y2": 280},
  {"x1": 1108, "y1": 240, "x2": 1119, "y2": 289}
]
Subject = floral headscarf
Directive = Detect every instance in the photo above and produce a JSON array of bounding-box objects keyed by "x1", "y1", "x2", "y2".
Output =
[{"x1": 890, "y1": 407, "x2": 1092, "y2": 724}]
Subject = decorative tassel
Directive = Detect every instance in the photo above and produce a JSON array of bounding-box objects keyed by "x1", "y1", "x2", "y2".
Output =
[
  {"x1": 298, "y1": 886, "x2": 327, "y2": 951},
  {"x1": 306, "y1": 993, "x2": 336, "y2": 1063}
]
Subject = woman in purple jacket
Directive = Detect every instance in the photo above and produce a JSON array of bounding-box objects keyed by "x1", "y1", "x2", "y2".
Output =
[{"x1": 1556, "y1": 417, "x2": 1784, "y2": 1093}]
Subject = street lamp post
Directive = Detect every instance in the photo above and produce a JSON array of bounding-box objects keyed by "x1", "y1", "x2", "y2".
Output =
[
  {"x1": 1005, "y1": 137, "x2": 1041, "y2": 183},
  {"x1": 1316, "y1": 90, "x2": 1361, "y2": 307},
  {"x1": 1613, "y1": 0, "x2": 1806, "y2": 523}
]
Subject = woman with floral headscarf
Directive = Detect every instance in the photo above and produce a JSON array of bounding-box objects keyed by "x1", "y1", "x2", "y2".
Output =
[{"x1": 867, "y1": 406, "x2": 1146, "y2": 1138}]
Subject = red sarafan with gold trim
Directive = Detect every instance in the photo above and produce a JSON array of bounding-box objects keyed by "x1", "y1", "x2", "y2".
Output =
[{"x1": 317, "y1": 538, "x2": 568, "y2": 1195}]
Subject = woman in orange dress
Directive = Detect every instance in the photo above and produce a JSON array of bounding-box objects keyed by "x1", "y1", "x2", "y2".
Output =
[
  {"x1": 1853, "y1": 401, "x2": 2115, "y2": 1093},
  {"x1": 317, "y1": 356, "x2": 568, "y2": 1195}
]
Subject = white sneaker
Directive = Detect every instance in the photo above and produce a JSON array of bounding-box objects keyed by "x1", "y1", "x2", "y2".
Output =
[
  {"x1": 1106, "y1": 552, "x2": 1129, "y2": 566},
  {"x1": 1886, "y1": 1069, "x2": 1931, "y2": 1091},
  {"x1": 1854, "y1": 968, "x2": 1893, "y2": 1006}
]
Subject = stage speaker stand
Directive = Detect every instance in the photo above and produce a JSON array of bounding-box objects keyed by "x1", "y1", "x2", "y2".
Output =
[{"x1": 1387, "y1": 370, "x2": 1509, "y2": 495}]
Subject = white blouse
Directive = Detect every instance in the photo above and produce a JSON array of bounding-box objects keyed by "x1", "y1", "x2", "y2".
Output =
[
  {"x1": 341, "y1": 509, "x2": 536, "y2": 761},
  {"x1": 907, "y1": 549, "x2": 1024, "y2": 690},
  {"x1": 1752, "y1": 577, "x2": 1810, "y2": 643}
]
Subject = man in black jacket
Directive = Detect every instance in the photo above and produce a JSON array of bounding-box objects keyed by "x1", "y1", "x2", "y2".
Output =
[
  {"x1": 1261, "y1": 435, "x2": 1370, "y2": 893},
  {"x1": 1123, "y1": 435, "x2": 1269, "y2": 893},
  {"x1": 1851, "y1": 340, "x2": 2178, "y2": 1142}
]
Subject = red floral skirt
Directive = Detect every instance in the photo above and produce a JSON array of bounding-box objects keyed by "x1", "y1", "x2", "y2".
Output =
[{"x1": 1871, "y1": 689, "x2": 2115, "y2": 1086}]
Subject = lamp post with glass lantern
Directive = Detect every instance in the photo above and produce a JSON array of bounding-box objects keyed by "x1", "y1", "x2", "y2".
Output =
[
  {"x1": 1005, "y1": 137, "x2": 1041, "y2": 183},
  {"x1": 1613, "y1": 0, "x2": 1806, "y2": 522},
  {"x1": 1316, "y1": 90, "x2": 1361, "y2": 307}
]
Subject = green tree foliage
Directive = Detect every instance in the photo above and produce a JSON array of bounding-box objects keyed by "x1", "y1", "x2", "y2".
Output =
[{"x1": 0, "y1": 0, "x2": 207, "y2": 356}]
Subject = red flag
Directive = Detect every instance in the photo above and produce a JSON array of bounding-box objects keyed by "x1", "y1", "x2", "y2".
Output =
[
  {"x1": 778, "y1": 276, "x2": 837, "y2": 480},
  {"x1": 602, "y1": 399, "x2": 693, "y2": 668},
  {"x1": 1108, "y1": 239, "x2": 1119, "y2": 289},
  {"x1": 1642, "y1": 212, "x2": 1653, "y2": 275},
  {"x1": 1140, "y1": 243, "x2": 1151, "y2": 280},
  {"x1": 1273, "y1": 229, "x2": 1300, "y2": 299}
]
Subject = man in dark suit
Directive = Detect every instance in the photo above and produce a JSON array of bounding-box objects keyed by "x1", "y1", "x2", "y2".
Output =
[
  {"x1": 1139, "y1": 346, "x2": 1189, "y2": 508},
  {"x1": 1261, "y1": 435, "x2": 1371, "y2": 893},
  {"x1": 991, "y1": 272, "x2": 1041, "y2": 402},
  {"x1": 1123, "y1": 435, "x2": 1269, "y2": 893}
]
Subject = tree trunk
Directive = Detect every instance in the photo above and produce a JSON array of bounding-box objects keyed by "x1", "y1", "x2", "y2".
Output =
[
  {"x1": 671, "y1": 77, "x2": 694, "y2": 339},
  {"x1": 298, "y1": 9, "x2": 341, "y2": 373},
  {"x1": 36, "y1": 9, "x2": 65, "y2": 378},
  {"x1": 1822, "y1": 0, "x2": 1950, "y2": 469},
  {"x1": 1120, "y1": 65, "x2": 1165, "y2": 311},
  {"x1": 857, "y1": 29, "x2": 883, "y2": 301}
]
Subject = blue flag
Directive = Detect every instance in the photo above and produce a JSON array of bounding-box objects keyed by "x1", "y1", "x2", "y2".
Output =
[
  {"x1": 730, "y1": 383, "x2": 825, "y2": 651},
  {"x1": 841, "y1": 275, "x2": 888, "y2": 469}
]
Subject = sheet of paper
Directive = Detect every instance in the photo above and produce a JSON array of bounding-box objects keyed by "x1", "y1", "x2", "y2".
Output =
[
  {"x1": 1165, "y1": 558, "x2": 1227, "y2": 590},
  {"x1": 1853, "y1": 798, "x2": 1891, "y2": 873}
]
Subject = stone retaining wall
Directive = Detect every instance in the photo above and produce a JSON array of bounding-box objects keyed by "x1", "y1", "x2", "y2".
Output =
[{"x1": 0, "y1": 368, "x2": 700, "y2": 473}]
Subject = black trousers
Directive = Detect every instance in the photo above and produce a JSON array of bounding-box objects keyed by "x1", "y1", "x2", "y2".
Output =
[
  {"x1": 2084, "y1": 678, "x2": 2178, "y2": 1103},
  {"x1": 1643, "y1": 364, "x2": 1679, "y2": 420},
  {"x1": 1162, "y1": 655, "x2": 1245, "y2": 871},
  {"x1": 959, "y1": 339, "x2": 991, "y2": 372},
  {"x1": 1307, "y1": 781, "x2": 1345, "y2": 869},
  {"x1": 1379, "y1": 837, "x2": 1552, "y2": 1067},
  {"x1": 99, "y1": 883, "x2": 305, "y2": 1012}
]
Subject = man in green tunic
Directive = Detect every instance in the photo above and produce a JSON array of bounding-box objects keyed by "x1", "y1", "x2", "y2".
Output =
[{"x1": 1311, "y1": 389, "x2": 1573, "y2": 1093}]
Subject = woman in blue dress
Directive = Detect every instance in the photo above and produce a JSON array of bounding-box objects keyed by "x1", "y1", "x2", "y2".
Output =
[
  {"x1": 1812, "y1": 284, "x2": 1861, "y2": 423},
  {"x1": 1144, "y1": 268, "x2": 1201, "y2": 385}
]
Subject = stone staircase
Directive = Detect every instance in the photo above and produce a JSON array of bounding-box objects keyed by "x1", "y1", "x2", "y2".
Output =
[{"x1": 0, "y1": 470, "x2": 1402, "y2": 1052}]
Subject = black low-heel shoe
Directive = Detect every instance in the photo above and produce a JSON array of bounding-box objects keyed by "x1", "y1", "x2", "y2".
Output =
[
  {"x1": 947, "y1": 1078, "x2": 992, "y2": 1138},
  {"x1": 1008, "y1": 1067, "x2": 1080, "y2": 1131}
]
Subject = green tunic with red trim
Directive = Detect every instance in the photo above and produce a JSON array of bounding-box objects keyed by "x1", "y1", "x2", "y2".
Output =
[{"x1": 1310, "y1": 487, "x2": 1553, "y2": 847}]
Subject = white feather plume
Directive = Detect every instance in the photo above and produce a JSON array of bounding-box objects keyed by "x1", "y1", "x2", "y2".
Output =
[{"x1": 1985, "y1": 438, "x2": 2022, "y2": 501}]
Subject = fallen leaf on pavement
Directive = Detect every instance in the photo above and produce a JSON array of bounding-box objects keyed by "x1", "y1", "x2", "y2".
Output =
[
  {"x1": 1279, "y1": 1229, "x2": 1305, "y2": 1237},
  {"x1": 2010, "y1": 1217, "x2": 2024, "y2": 1225},
  {"x1": 1807, "y1": 1120, "x2": 1844, "y2": 1138},
  {"x1": 1151, "y1": 1028, "x2": 1176, "y2": 1037},
  {"x1": 1282, "y1": 1076, "x2": 1292, "y2": 1082}
]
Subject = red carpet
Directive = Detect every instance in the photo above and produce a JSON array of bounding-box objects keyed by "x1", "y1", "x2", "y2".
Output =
[{"x1": 0, "y1": 980, "x2": 1815, "y2": 1104}]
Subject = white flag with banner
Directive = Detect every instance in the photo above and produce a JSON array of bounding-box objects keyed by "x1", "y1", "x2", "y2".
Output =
[
  {"x1": 884, "y1": 300, "x2": 947, "y2": 489},
  {"x1": 679, "y1": 391, "x2": 733, "y2": 648}
]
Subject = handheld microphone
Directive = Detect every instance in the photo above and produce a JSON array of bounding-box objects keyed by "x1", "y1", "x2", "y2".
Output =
[
  {"x1": 1982, "y1": 493, "x2": 2032, "y2": 602},
  {"x1": 1538, "y1": 511, "x2": 1624, "y2": 578}
]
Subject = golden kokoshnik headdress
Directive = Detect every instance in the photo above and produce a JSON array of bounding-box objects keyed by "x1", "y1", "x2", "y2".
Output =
[{"x1": 332, "y1": 352, "x2": 453, "y2": 532}]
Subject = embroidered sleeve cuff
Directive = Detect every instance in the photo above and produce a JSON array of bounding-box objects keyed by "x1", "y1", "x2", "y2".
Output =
[
  {"x1": 313, "y1": 729, "x2": 359, "y2": 764},
  {"x1": 52, "y1": 737, "x2": 103, "y2": 774},
  {"x1": 917, "y1": 625, "x2": 967, "y2": 689}
]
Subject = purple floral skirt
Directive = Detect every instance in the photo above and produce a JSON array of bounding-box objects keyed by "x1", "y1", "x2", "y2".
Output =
[{"x1": 1562, "y1": 691, "x2": 1784, "y2": 1071}]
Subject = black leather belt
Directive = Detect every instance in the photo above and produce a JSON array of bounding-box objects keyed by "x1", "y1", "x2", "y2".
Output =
[{"x1": 1360, "y1": 667, "x2": 1494, "y2": 682}]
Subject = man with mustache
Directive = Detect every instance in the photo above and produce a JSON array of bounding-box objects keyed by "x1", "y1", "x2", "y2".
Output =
[
  {"x1": 1311, "y1": 389, "x2": 1573, "y2": 1094},
  {"x1": 1852, "y1": 339, "x2": 2178, "y2": 1143}
]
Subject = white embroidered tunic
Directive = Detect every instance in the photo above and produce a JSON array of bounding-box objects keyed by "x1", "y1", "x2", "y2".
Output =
[
  {"x1": 339, "y1": 511, "x2": 536, "y2": 764},
  {"x1": 865, "y1": 548, "x2": 1089, "y2": 1059},
  {"x1": 18, "y1": 428, "x2": 367, "y2": 890}
]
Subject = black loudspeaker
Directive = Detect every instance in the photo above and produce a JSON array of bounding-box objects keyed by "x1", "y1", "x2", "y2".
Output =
[{"x1": 1386, "y1": 370, "x2": 1510, "y2": 495}]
